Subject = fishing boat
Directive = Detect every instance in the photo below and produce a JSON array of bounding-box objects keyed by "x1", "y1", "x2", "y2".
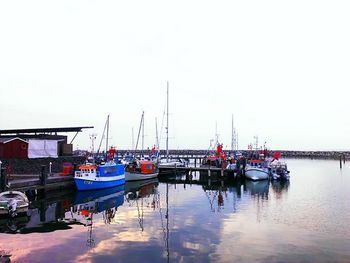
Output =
[
  {"x1": 0, "y1": 191, "x2": 29, "y2": 217},
  {"x1": 268, "y1": 152, "x2": 290, "y2": 180},
  {"x1": 126, "y1": 111, "x2": 158, "y2": 181},
  {"x1": 269, "y1": 160, "x2": 290, "y2": 180},
  {"x1": 202, "y1": 143, "x2": 228, "y2": 169},
  {"x1": 74, "y1": 161, "x2": 125, "y2": 190},
  {"x1": 245, "y1": 159, "x2": 270, "y2": 181},
  {"x1": 245, "y1": 137, "x2": 269, "y2": 181},
  {"x1": 74, "y1": 115, "x2": 125, "y2": 191},
  {"x1": 125, "y1": 159, "x2": 158, "y2": 181}
]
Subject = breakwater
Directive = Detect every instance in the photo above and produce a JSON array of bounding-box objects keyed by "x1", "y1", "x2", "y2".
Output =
[{"x1": 118, "y1": 150, "x2": 350, "y2": 160}]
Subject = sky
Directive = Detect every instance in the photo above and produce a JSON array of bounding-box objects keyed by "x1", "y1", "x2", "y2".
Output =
[{"x1": 0, "y1": 0, "x2": 349, "y2": 151}]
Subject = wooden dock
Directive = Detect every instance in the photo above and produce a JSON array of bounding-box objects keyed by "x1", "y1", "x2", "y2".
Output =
[
  {"x1": 1, "y1": 166, "x2": 74, "y2": 192},
  {"x1": 0, "y1": 163, "x2": 238, "y2": 192},
  {"x1": 158, "y1": 165, "x2": 236, "y2": 177}
]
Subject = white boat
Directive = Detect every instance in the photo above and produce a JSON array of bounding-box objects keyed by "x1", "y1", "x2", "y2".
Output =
[
  {"x1": 125, "y1": 159, "x2": 158, "y2": 181},
  {"x1": 0, "y1": 191, "x2": 29, "y2": 217},
  {"x1": 158, "y1": 157, "x2": 187, "y2": 169},
  {"x1": 245, "y1": 160, "x2": 269, "y2": 181}
]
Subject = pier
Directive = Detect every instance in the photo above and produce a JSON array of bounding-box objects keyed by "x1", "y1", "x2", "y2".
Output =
[{"x1": 1, "y1": 166, "x2": 74, "y2": 192}]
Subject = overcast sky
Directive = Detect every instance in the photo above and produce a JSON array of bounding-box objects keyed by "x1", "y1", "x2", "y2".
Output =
[{"x1": 0, "y1": 0, "x2": 349, "y2": 151}]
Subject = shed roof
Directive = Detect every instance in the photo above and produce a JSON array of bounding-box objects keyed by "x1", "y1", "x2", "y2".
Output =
[
  {"x1": 0, "y1": 126, "x2": 93, "y2": 135},
  {"x1": 0, "y1": 137, "x2": 28, "y2": 144}
]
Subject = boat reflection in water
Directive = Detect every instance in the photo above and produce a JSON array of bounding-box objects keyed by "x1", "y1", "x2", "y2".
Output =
[
  {"x1": 124, "y1": 178, "x2": 159, "y2": 231},
  {"x1": 245, "y1": 180, "x2": 269, "y2": 197},
  {"x1": 72, "y1": 185, "x2": 125, "y2": 248}
]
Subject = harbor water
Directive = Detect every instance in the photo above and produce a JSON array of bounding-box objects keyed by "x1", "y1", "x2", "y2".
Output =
[{"x1": 1, "y1": 159, "x2": 350, "y2": 262}]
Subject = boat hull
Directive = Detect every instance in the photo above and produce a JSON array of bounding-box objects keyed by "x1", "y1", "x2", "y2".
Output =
[
  {"x1": 74, "y1": 176, "x2": 125, "y2": 191},
  {"x1": 125, "y1": 171, "x2": 158, "y2": 181},
  {"x1": 245, "y1": 168, "x2": 269, "y2": 181},
  {"x1": 0, "y1": 191, "x2": 29, "y2": 216}
]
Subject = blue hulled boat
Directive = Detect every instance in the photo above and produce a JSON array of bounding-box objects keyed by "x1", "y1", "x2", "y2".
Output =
[{"x1": 74, "y1": 161, "x2": 125, "y2": 191}]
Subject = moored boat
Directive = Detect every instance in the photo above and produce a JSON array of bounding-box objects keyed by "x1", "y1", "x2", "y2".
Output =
[
  {"x1": 245, "y1": 159, "x2": 269, "y2": 181},
  {"x1": 158, "y1": 157, "x2": 187, "y2": 170},
  {"x1": 269, "y1": 160, "x2": 290, "y2": 180},
  {"x1": 268, "y1": 151, "x2": 290, "y2": 180},
  {"x1": 74, "y1": 115, "x2": 126, "y2": 191},
  {"x1": 0, "y1": 191, "x2": 29, "y2": 217},
  {"x1": 125, "y1": 159, "x2": 158, "y2": 181},
  {"x1": 74, "y1": 161, "x2": 125, "y2": 190}
]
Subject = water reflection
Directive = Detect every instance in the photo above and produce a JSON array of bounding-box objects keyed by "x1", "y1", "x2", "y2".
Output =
[
  {"x1": 1, "y1": 159, "x2": 350, "y2": 262},
  {"x1": 0, "y1": 176, "x2": 290, "y2": 236},
  {"x1": 124, "y1": 179, "x2": 159, "y2": 231},
  {"x1": 245, "y1": 180, "x2": 269, "y2": 197}
]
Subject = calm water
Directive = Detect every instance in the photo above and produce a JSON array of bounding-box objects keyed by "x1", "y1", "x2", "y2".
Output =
[{"x1": 1, "y1": 159, "x2": 350, "y2": 263}]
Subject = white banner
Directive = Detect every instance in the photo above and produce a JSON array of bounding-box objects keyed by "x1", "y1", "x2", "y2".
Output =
[{"x1": 28, "y1": 139, "x2": 58, "y2": 158}]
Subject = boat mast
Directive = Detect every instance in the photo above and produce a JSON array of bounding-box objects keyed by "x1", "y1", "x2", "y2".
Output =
[
  {"x1": 166, "y1": 82, "x2": 169, "y2": 162},
  {"x1": 142, "y1": 112, "x2": 145, "y2": 157},
  {"x1": 215, "y1": 122, "x2": 219, "y2": 147},
  {"x1": 106, "y1": 114, "x2": 110, "y2": 158},
  {"x1": 132, "y1": 127, "x2": 135, "y2": 151},
  {"x1": 135, "y1": 111, "x2": 144, "y2": 156},
  {"x1": 231, "y1": 115, "x2": 234, "y2": 152},
  {"x1": 96, "y1": 115, "x2": 109, "y2": 157},
  {"x1": 155, "y1": 117, "x2": 159, "y2": 153}
]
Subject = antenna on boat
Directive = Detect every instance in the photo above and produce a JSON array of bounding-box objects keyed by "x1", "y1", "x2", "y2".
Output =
[
  {"x1": 254, "y1": 135, "x2": 259, "y2": 151},
  {"x1": 231, "y1": 115, "x2": 238, "y2": 152},
  {"x1": 89, "y1": 133, "x2": 97, "y2": 154}
]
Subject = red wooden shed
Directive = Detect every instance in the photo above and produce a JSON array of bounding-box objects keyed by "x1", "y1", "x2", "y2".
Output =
[{"x1": 0, "y1": 137, "x2": 28, "y2": 159}]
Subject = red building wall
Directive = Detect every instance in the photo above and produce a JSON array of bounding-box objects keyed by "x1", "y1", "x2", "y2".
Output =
[{"x1": 0, "y1": 139, "x2": 28, "y2": 159}]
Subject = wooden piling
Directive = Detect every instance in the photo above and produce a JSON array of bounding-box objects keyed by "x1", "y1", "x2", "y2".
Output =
[
  {"x1": 40, "y1": 165, "x2": 47, "y2": 185},
  {"x1": 340, "y1": 156, "x2": 342, "y2": 169},
  {"x1": 1, "y1": 168, "x2": 8, "y2": 192},
  {"x1": 194, "y1": 158, "x2": 197, "y2": 168}
]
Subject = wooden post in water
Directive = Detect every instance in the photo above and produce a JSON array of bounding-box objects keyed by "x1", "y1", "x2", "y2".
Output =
[
  {"x1": 194, "y1": 158, "x2": 197, "y2": 168},
  {"x1": 340, "y1": 156, "x2": 342, "y2": 169},
  {"x1": 1, "y1": 167, "x2": 8, "y2": 192},
  {"x1": 40, "y1": 165, "x2": 47, "y2": 186},
  {"x1": 208, "y1": 169, "x2": 211, "y2": 177}
]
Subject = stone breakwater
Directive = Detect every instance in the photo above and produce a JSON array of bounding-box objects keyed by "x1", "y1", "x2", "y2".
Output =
[{"x1": 118, "y1": 150, "x2": 350, "y2": 160}]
